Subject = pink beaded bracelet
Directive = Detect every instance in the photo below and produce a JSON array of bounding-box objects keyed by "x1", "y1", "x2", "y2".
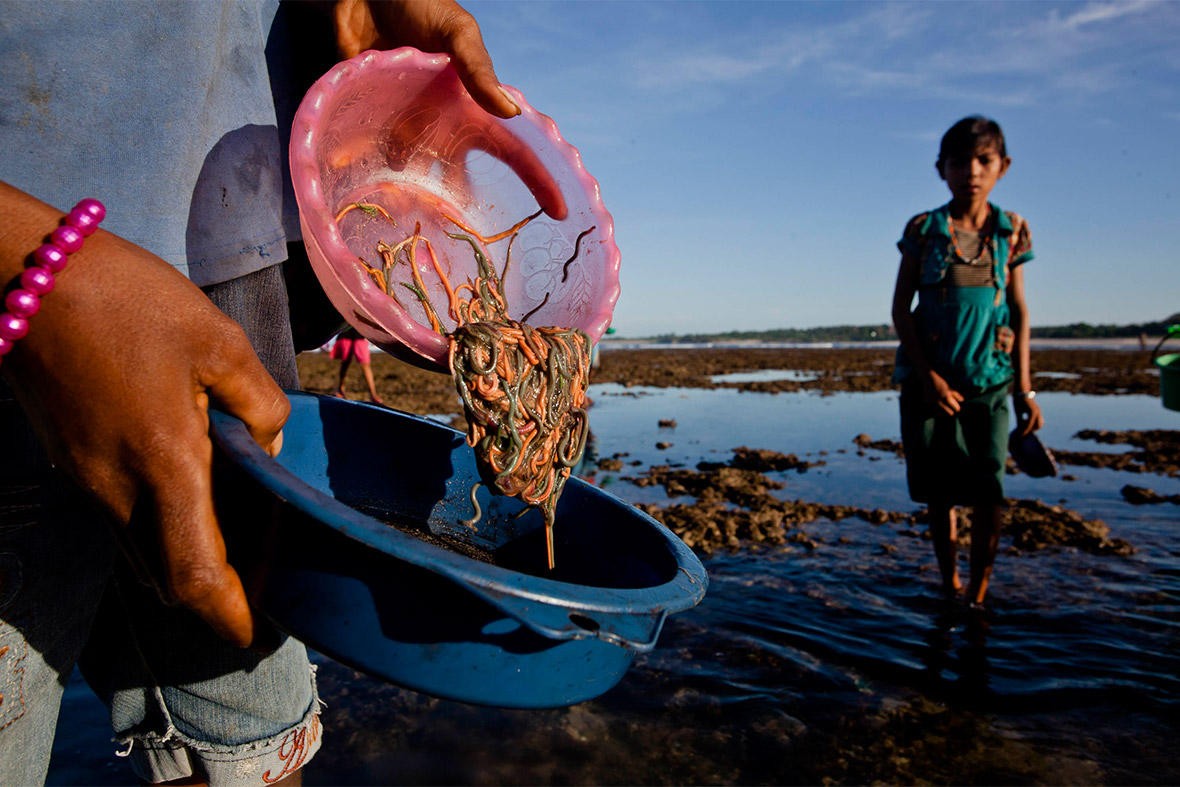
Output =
[{"x1": 0, "y1": 198, "x2": 106, "y2": 369}]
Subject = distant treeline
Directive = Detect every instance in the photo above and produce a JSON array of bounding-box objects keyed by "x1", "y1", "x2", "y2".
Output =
[
  {"x1": 631, "y1": 314, "x2": 1180, "y2": 344},
  {"x1": 644, "y1": 325, "x2": 895, "y2": 344},
  {"x1": 1029, "y1": 314, "x2": 1179, "y2": 339}
]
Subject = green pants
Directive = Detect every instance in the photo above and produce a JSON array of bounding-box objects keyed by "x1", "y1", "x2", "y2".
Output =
[{"x1": 900, "y1": 380, "x2": 1010, "y2": 505}]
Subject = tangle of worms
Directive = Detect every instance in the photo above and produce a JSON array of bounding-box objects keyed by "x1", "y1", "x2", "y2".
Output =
[{"x1": 343, "y1": 200, "x2": 593, "y2": 569}]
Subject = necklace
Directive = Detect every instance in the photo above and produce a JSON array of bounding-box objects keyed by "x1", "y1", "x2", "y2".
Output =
[{"x1": 947, "y1": 209, "x2": 993, "y2": 264}]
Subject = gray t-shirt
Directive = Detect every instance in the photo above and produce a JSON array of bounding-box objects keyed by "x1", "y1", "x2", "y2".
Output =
[{"x1": 0, "y1": 0, "x2": 295, "y2": 287}]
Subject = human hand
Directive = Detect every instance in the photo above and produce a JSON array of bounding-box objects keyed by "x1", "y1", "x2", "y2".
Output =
[
  {"x1": 335, "y1": 0, "x2": 517, "y2": 118},
  {"x1": 1013, "y1": 395, "x2": 1044, "y2": 437},
  {"x1": 922, "y1": 370, "x2": 965, "y2": 416},
  {"x1": 1, "y1": 189, "x2": 288, "y2": 648},
  {"x1": 331, "y1": 0, "x2": 567, "y2": 219}
]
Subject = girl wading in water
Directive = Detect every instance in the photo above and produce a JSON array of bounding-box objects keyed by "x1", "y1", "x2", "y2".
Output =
[{"x1": 891, "y1": 116, "x2": 1044, "y2": 608}]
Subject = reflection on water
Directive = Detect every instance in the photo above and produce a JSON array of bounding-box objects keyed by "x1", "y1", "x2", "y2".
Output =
[
  {"x1": 48, "y1": 388, "x2": 1180, "y2": 785},
  {"x1": 710, "y1": 369, "x2": 820, "y2": 383},
  {"x1": 703, "y1": 524, "x2": 1179, "y2": 712}
]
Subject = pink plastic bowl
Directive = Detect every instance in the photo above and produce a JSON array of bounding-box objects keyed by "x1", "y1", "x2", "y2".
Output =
[{"x1": 290, "y1": 48, "x2": 620, "y2": 369}]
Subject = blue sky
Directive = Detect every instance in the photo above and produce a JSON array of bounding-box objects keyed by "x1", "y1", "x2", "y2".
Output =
[{"x1": 470, "y1": 0, "x2": 1180, "y2": 337}]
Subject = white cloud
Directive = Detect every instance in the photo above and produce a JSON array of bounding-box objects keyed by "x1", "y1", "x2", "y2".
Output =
[
  {"x1": 1054, "y1": 0, "x2": 1160, "y2": 31},
  {"x1": 529, "y1": 0, "x2": 1179, "y2": 120},
  {"x1": 639, "y1": 50, "x2": 781, "y2": 87},
  {"x1": 827, "y1": 61, "x2": 1038, "y2": 106},
  {"x1": 629, "y1": 3, "x2": 931, "y2": 89},
  {"x1": 827, "y1": 63, "x2": 926, "y2": 92},
  {"x1": 631, "y1": 35, "x2": 820, "y2": 89},
  {"x1": 833, "y1": 0, "x2": 1177, "y2": 103}
]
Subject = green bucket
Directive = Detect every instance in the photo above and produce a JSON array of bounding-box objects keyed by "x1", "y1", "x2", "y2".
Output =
[{"x1": 1151, "y1": 325, "x2": 1180, "y2": 412}]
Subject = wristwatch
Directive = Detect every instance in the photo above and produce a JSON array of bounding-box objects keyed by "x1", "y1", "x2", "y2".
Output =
[{"x1": 1015, "y1": 390, "x2": 1036, "y2": 400}]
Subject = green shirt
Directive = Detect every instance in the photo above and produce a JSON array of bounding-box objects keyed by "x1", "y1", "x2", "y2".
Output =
[{"x1": 893, "y1": 203, "x2": 1035, "y2": 392}]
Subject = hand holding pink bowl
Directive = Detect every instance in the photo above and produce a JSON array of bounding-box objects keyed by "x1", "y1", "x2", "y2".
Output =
[{"x1": 290, "y1": 47, "x2": 620, "y2": 370}]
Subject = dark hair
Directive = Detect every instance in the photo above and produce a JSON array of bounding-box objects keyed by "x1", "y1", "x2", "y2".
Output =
[{"x1": 937, "y1": 116, "x2": 1007, "y2": 169}]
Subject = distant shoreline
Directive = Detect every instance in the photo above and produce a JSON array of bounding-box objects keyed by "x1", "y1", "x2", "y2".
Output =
[
  {"x1": 600, "y1": 336, "x2": 1161, "y2": 352},
  {"x1": 306, "y1": 335, "x2": 1164, "y2": 356}
]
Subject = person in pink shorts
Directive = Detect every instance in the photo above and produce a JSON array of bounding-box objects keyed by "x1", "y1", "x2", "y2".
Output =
[{"x1": 332, "y1": 327, "x2": 383, "y2": 404}]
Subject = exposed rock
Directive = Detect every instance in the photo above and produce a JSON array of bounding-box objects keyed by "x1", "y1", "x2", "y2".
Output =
[
  {"x1": 630, "y1": 458, "x2": 1133, "y2": 556},
  {"x1": 1066, "y1": 430, "x2": 1180, "y2": 478},
  {"x1": 853, "y1": 434, "x2": 905, "y2": 456},
  {"x1": 729, "y1": 447, "x2": 825, "y2": 473},
  {"x1": 1121, "y1": 485, "x2": 1180, "y2": 505},
  {"x1": 1004, "y1": 499, "x2": 1134, "y2": 555},
  {"x1": 627, "y1": 461, "x2": 915, "y2": 553}
]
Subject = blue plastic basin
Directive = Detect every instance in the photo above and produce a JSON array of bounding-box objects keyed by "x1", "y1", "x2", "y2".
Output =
[{"x1": 210, "y1": 391, "x2": 707, "y2": 708}]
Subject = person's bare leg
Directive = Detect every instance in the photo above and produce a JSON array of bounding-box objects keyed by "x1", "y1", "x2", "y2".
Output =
[
  {"x1": 929, "y1": 503, "x2": 962, "y2": 596},
  {"x1": 335, "y1": 357, "x2": 352, "y2": 398},
  {"x1": 360, "y1": 361, "x2": 382, "y2": 403},
  {"x1": 966, "y1": 502, "x2": 1004, "y2": 605}
]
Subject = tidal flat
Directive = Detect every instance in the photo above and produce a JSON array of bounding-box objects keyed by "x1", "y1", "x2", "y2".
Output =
[
  {"x1": 291, "y1": 345, "x2": 1180, "y2": 785},
  {"x1": 48, "y1": 346, "x2": 1180, "y2": 785}
]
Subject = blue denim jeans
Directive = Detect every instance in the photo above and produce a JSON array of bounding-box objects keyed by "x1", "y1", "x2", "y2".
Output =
[{"x1": 0, "y1": 263, "x2": 320, "y2": 784}]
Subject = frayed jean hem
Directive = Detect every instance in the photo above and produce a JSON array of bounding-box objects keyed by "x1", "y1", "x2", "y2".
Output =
[{"x1": 119, "y1": 665, "x2": 324, "y2": 786}]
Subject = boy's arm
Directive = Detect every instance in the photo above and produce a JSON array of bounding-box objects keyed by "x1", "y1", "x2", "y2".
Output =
[
  {"x1": 1007, "y1": 263, "x2": 1043, "y2": 434},
  {"x1": 891, "y1": 250, "x2": 964, "y2": 415}
]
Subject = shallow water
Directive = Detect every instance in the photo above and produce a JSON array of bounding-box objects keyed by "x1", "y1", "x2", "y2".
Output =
[
  {"x1": 47, "y1": 389, "x2": 1180, "y2": 784},
  {"x1": 709, "y1": 369, "x2": 820, "y2": 383}
]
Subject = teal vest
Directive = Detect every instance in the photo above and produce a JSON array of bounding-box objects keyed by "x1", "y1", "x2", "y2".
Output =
[{"x1": 893, "y1": 203, "x2": 1017, "y2": 392}]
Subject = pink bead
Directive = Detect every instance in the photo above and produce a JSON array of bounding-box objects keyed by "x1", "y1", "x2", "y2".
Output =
[
  {"x1": 0, "y1": 337, "x2": 13, "y2": 357},
  {"x1": 5, "y1": 290, "x2": 39, "y2": 318},
  {"x1": 0, "y1": 314, "x2": 29, "y2": 342},
  {"x1": 74, "y1": 198, "x2": 106, "y2": 224},
  {"x1": 33, "y1": 243, "x2": 68, "y2": 272},
  {"x1": 51, "y1": 225, "x2": 84, "y2": 254},
  {"x1": 65, "y1": 207, "x2": 99, "y2": 236},
  {"x1": 21, "y1": 266, "x2": 56, "y2": 296}
]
